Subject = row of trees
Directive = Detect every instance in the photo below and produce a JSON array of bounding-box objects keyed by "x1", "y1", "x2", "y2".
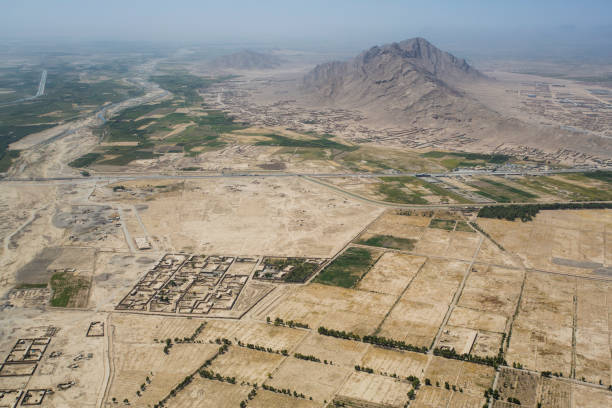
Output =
[
  {"x1": 317, "y1": 326, "x2": 361, "y2": 341},
  {"x1": 293, "y1": 353, "x2": 321, "y2": 363},
  {"x1": 261, "y1": 384, "x2": 308, "y2": 399},
  {"x1": 478, "y1": 202, "x2": 612, "y2": 222},
  {"x1": 318, "y1": 327, "x2": 428, "y2": 354},
  {"x1": 354, "y1": 365, "x2": 374, "y2": 374},
  {"x1": 198, "y1": 368, "x2": 236, "y2": 384},
  {"x1": 237, "y1": 340, "x2": 288, "y2": 356},
  {"x1": 362, "y1": 334, "x2": 428, "y2": 354},
  {"x1": 433, "y1": 347, "x2": 506, "y2": 369},
  {"x1": 267, "y1": 316, "x2": 309, "y2": 329}
]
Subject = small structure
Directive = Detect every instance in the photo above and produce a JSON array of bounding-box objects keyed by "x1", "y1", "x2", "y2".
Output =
[
  {"x1": 21, "y1": 389, "x2": 48, "y2": 406},
  {"x1": 86, "y1": 322, "x2": 104, "y2": 337},
  {"x1": 134, "y1": 237, "x2": 151, "y2": 250}
]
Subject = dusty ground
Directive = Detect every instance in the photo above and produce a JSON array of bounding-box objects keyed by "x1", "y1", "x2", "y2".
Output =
[
  {"x1": 91, "y1": 177, "x2": 382, "y2": 257},
  {"x1": 2, "y1": 185, "x2": 612, "y2": 407}
]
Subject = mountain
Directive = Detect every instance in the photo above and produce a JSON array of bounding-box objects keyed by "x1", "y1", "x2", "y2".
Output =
[
  {"x1": 209, "y1": 50, "x2": 284, "y2": 70},
  {"x1": 302, "y1": 38, "x2": 486, "y2": 117},
  {"x1": 297, "y1": 38, "x2": 612, "y2": 161}
]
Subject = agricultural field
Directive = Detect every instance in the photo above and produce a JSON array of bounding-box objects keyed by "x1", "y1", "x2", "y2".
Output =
[
  {"x1": 0, "y1": 62, "x2": 144, "y2": 173},
  {"x1": 441, "y1": 264, "x2": 523, "y2": 357},
  {"x1": 505, "y1": 271, "x2": 612, "y2": 386},
  {"x1": 477, "y1": 209, "x2": 612, "y2": 276},
  {"x1": 356, "y1": 252, "x2": 426, "y2": 295},
  {"x1": 378, "y1": 258, "x2": 468, "y2": 347},
  {"x1": 263, "y1": 283, "x2": 396, "y2": 335},
  {"x1": 420, "y1": 150, "x2": 511, "y2": 170},
  {"x1": 314, "y1": 247, "x2": 381, "y2": 288}
]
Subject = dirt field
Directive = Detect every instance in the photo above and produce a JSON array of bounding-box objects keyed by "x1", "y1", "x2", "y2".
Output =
[
  {"x1": 263, "y1": 283, "x2": 397, "y2": 335},
  {"x1": 209, "y1": 346, "x2": 285, "y2": 384},
  {"x1": 575, "y1": 280, "x2": 612, "y2": 384},
  {"x1": 294, "y1": 332, "x2": 369, "y2": 367},
  {"x1": 424, "y1": 356, "x2": 495, "y2": 397},
  {"x1": 105, "y1": 314, "x2": 216, "y2": 406},
  {"x1": 412, "y1": 386, "x2": 485, "y2": 408},
  {"x1": 572, "y1": 382, "x2": 612, "y2": 407},
  {"x1": 248, "y1": 389, "x2": 320, "y2": 407},
  {"x1": 96, "y1": 177, "x2": 382, "y2": 257},
  {"x1": 196, "y1": 320, "x2": 307, "y2": 351},
  {"x1": 358, "y1": 347, "x2": 429, "y2": 378},
  {"x1": 0, "y1": 309, "x2": 106, "y2": 408},
  {"x1": 478, "y1": 209, "x2": 612, "y2": 276},
  {"x1": 379, "y1": 258, "x2": 468, "y2": 347},
  {"x1": 496, "y1": 367, "x2": 540, "y2": 406},
  {"x1": 506, "y1": 272, "x2": 575, "y2": 376},
  {"x1": 357, "y1": 252, "x2": 426, "y2": 295},
  {"x1": 169, "y1": 377, "x2": 251, "y2": 407},
  {"x1": 336, "y1": 371, "x2": 411, "y2": 407},
  {"x1": 266, "y1": 357, "x2": 352, "y2": 403}
]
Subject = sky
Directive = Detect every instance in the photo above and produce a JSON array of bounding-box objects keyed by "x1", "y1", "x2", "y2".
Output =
[{"x1": 2, "y1": 1, "x2": 612, "y2": 58}]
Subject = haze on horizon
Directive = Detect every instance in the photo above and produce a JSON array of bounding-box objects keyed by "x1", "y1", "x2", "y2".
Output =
[{"x1": 2, "y1": 0, "x2": 612, "y2": 61}]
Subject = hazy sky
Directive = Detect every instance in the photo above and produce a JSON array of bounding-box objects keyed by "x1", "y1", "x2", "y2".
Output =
[{"x1": 2, "y1": 1, "x2": 612, "y2": 57}]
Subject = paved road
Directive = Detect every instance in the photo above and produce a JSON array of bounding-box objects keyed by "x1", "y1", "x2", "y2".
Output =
[
  {"x1": 0, "y1": 69, "x2": 47, "y2": 107},
  {"x1": 35, "y1": 70, "x2": 47, "y2": 97},
  {"x1": 3, "y1": 168, "x2": 612, "y2": 210},
  {"x1": 2, "y1": 166, "x2": 609, "y2": 183}
]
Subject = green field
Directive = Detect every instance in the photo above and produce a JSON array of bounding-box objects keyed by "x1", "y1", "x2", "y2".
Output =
[
  {"x1": 0, "y1": 67, "x2": 42, "y2": 103},
  {"x1": 0, "y1": 63, "x2": 144, "y2": 171},
  {"x1": 515, "y1": 175, "x2": 612, "y2": 201},
  {"x1": 314, "y1": 247, "x2": 377, "y2": 288},
  {"x1": 68, "y1": 153, "x2": 102, "y2": 168},
  {"x1": 255, "y1": 133, "x2": 355, "y2": 151},
  {"x1": 97, "y1": 147, "x2": 159, "y2": 166},
  {"x1": 15, "y1": 282, "x2": 48, "y2": 289},
  {"x1": 50, "y1": 271, "x2": 90, "y2": 308},
  {"x1": 468, "y1": 177, "x2": 538, "y2": 203},
  {"x1": 0, "y1": 150, "x2": 20, "y2": 172},
  {"x1": 375, "y1": 176, "x2": 471, "y2": 204},
  {"x1": 152, "y1": 73, "x2": 232, "y2": 104},
  {"x1": 422, "y1": 151, "x2": 510, "y2": 170},
  {"x1": 337, "y1": 146, "x2": 434, "y2": 173},
  {"x1": 429, "y1": 219, "x2": 456, "y2": 230},
  {"x1": 261, "y1": 258, "x2": 320, "y2": 283},
  {"x1": 376, "y1": 177, "x2": 428, "y2": 204},
  {"x1": 70, "y1": 92, "x2": 245, "y2": 167},
  {"x1": 356, "y1": 234, "x2": 416, "y2": 251},
  {"x1": 455, "y1": 221, "x2": 475, "y2": 232}
]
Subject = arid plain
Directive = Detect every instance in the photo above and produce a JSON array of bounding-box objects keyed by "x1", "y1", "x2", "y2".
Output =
[{"x1": 1, "y1": 40, "x2": 612, "y2": 408}]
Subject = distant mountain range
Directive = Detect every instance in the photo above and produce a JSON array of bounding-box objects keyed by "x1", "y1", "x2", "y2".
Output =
[{"x1": 209, "y1": 50, "x2": 284, "y2": 70}]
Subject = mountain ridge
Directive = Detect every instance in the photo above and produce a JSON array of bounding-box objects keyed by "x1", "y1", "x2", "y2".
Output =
[{"x1": 209, "y1": 50, "x2": 284, "y2": 70}]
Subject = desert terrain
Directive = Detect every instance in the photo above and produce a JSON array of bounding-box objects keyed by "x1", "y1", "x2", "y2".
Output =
[{"x1": 1, "y1": 37, "x2": 612, "y2": 408}]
